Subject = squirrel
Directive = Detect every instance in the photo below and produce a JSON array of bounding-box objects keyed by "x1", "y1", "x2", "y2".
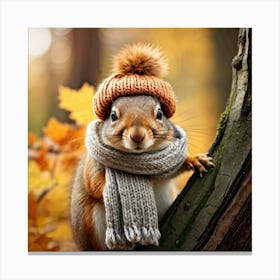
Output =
[{"x1": 70, "y1": 43, "x2": 213, "y2": 251}]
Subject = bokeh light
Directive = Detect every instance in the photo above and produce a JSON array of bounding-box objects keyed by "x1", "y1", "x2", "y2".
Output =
[
  {"x1": 29, "y1": 28, "x2": 52, "y2": 60},
  {"x1": 50, "y1": 37, "x2": 72, "y2": 72}
]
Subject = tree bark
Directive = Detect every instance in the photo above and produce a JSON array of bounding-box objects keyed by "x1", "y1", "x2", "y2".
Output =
[
  {"x1": 137, "y1": 28, "x2": 252, "y2": 251},
  {"x1": 68, "y1": 28, "x2": 101, "y2": 89}
]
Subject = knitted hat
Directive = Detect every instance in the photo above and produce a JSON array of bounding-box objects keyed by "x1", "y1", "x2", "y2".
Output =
[{"x1": 93, "y1": 43, "x2": 176, "y2": 120}]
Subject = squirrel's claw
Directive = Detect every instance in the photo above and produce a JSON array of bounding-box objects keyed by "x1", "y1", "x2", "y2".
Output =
[{"x1": 185, "y1": 153, "x2": 214, "y2": 176}]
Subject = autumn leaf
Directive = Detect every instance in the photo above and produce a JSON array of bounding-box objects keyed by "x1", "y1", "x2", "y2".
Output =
[
  {"x1": 28, "y1": 192, "x2": 38, "y2": 220},
  {"x1": 28, "y1": 132, "x2": 37, "y2": 146},
  {"x1": 47, "y1": 220, "x2": 77, "y2": 251},
  {"x1": 58, "y1": 83, "x2": 95, "y2": 125},
  {"x1": 42, "y1": 117, "x2": 85, "y2": 151},
  {"x1": 28, "y1": 233, "x2": 60, "y2": 251},
  {"x1": 40, "y1": 172, "x2": 70, "y2": 220},
  {"x1": 58, "y1": 152, "x2": 82, "y2": 172},
  {"x1": 43, "y1": 117, "x2": 71, "y2": 146},
  {"x1": 28, "y1": 161, "x2": 54, "y2": 196},
  {"x1": 62, "y1": 125, "x2": 85, "y2": 153},
  {"x1": 28, "y1": 147, "x2": 51, "y2": 171},
  {"x1": 47, "y1": 220, "x2": 73, "y2": 242}
]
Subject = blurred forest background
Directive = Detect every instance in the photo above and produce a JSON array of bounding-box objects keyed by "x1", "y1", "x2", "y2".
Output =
[{"x1": 28, "y1": 28, "x2": 239, "y2": 251}]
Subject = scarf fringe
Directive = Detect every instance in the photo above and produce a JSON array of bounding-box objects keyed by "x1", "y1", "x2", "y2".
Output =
[
  {"x1": 124, "y1": 226, "x2": 161, "y2": 245},
  {"x1": 106, "y1": 226, "x2": 161, "y2": 249},
  {"x1": 105, "y1": 228, "x2": 135, "y2": 250},
  {"x1": 105, "y1": 228, "x2": 125, "y2": 249}
]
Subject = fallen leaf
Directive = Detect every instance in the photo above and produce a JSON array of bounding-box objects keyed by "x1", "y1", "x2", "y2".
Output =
[
  {"x1": 28, "y1": 132, "x2": 37, "y2": 146},
  {"x1": 42, "y1": 117, "x2": 85, "y2": 152},
  {"x1": 43, "y1": 117, "x2": 72, "y2": 146},
  {"x1": 28, "y1": 233, "x2": 60, "y2": 251},
  {"x1": 28, "y1": 161, "x2": 53, "y2": 196},
  {"x1": 28, "y1": 192, "x2": 38, "y2": 220},
  {"x1": 28, "y1": 148, "x2": 50, "y2": 171}
]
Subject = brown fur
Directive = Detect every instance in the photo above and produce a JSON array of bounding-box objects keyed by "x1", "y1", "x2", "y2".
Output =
[
  {"x1": 112, "y1": 43, "x2": 168, "y2": 78},
  {"x1": 101, "y1": 96, "x2": 174, "y2": 153},
  {"x1": 83, "y1": 153, "x2": 105, "y2": 201},
  {"x1": 82, "y1": 198, "x2": 103, "y2": 250}
]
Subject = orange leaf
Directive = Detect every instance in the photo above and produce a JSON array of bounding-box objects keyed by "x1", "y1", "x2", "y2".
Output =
[
  {"x1": 28, "y1": 233, "x2": 60, "y2": 251},
  {"x1": 59, "y1": 152, "x2": 81, "y2": 171},
  {"x1": 42, "y1": 118, "x2": 85, "y2": 151},
  {"x1": 58, "y1": 83, "x2": 95, "y2": 125},
  {"x1": 43, "y1": 117, "x2": 71, "y2": 145},
  {"x1": 28, "y1": 148, "x2": 50, "y2": 171},
  {"x1": 60, "y1": 125, "x2": 85, "y2": 153},
  {"x1": 28, "y1": 132, "x2": 37, "y2": 146},
  {"x1": 28, "y1": 192, "x2": 38, "y2": 220}
]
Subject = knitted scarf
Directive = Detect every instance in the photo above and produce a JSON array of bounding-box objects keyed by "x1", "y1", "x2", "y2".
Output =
[{"x1": 85, "y1": 120, "x2": 187, "y2": 250}]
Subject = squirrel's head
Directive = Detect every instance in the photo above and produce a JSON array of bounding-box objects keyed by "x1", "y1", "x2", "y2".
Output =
[{"x1": 100, "y1": 95, "x2": 175, "y2": 153}]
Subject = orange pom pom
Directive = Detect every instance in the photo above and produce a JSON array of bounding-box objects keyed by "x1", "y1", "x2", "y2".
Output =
[{"x1": 112, "y1": 43, "x2": 168, "y2": 78}]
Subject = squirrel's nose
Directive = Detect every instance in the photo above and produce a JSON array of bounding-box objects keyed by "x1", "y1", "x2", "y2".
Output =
[{"x1": 129, "y1": 128, "x2": 146, "y2": 144}]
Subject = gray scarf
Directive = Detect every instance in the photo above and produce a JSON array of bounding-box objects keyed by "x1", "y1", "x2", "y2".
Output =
[{"x1": 85, "y1": 120, "x2": 187, "y2": 250}]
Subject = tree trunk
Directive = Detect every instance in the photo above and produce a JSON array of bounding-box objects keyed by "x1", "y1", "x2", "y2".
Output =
[
  {"x1": 68, "y1": 28, "x2": 101, "y2": 89},
  {"x1": 137, "y1": 28, "x2": 252, "y2": 251}
]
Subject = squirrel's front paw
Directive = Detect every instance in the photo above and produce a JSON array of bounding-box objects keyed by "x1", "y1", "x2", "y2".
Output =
[{"x1": 185, "y1": 154, "x2": 214, "y2": 177}]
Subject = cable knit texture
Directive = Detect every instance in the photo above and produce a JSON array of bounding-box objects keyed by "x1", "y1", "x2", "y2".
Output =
[
  {"x1": 93, "y1": 43, "x2": 176, "y2": 120},
  {"x1": 85, "y1": 120, "x2": 187, "y2": 250}
]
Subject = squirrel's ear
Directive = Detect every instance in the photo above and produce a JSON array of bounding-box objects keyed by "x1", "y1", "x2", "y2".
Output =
[{"x1": 112, "y1": 43, "x2": 168, "y2": 78}]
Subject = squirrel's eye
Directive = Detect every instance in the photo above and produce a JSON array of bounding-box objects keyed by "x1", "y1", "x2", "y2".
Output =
[
  {"x1": 156, "y1": 109, "x2": 163, "y2": 120},
  {"x1": 111, "y1": 111, "x2": 118, "y2": 122}
]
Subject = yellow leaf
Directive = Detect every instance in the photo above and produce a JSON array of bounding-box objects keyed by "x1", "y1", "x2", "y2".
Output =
[
  {"x1": 47, "y1": 220, "x2": 72, "y2": 242},
  {"x1": 47, "y1": 220, "x2": 77, "y2": 251},
  {"x1": 41, "y1": 166, "x2": 71, "y2": 219},
  {"x1": 58, "y1": 83, "x2": 95, "y2": 125},
  {"x1": 28, "y1": 161, "x2": 53, "y2": 196},
  {"x1": 43, "y1": 186, "x2": 69, "y2": 219}
]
